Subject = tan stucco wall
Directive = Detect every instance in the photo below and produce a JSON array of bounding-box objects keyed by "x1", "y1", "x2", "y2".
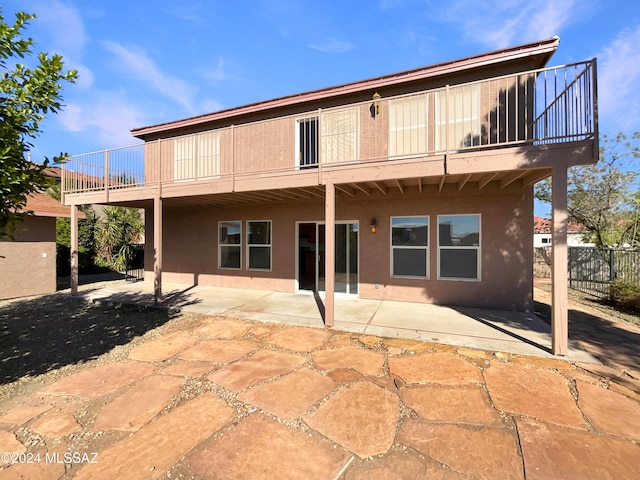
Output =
[
  {"x1": 146, "y1": 182, "x2": 533, "y2": 311},
  {"x1": 0, "y1": 216, "x2": 57, "y2": 300}
]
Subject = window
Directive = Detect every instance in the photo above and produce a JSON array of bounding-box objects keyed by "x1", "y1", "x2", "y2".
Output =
[
  {"x1": 219, "y1": 221, "x2": 241, "y2": 269},
  {"x1": 174, "y1": 136, "x2": 195, "y2": 180},
  {"x1": 247, "y1": 221, "x2": 271, "y2": 270},
  {"x1": 391, "y1": 216, "x2": 429, "y2": 278},
  {"x1": 388, "y1": 94, "x2": 427, "y2": 157},
  {"x1": 435, "y1": 84, "x2": 480, "y2": 151},
  {"x1": 174, "y1": 131, "x2": 221, "y2": 180},
  {"x1": 197, "y1": 131, "x2": 221, "y2": 178},
  {"x1": 541, "y1": 237, "x2": 551, "y2": 244},
  {"x1": 321, "y1": 108, "x2": 359, "y2": 164},
  {"x1": 438, "y1": 215, "x2": 480, "y2": 281},
  {"x1": 297, "y1": 116, "x2": 318, "y2": 168}
]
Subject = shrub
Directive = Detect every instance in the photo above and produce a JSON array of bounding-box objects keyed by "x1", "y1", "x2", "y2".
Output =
[{"x1": 609, "y1": 280, "x2": 640, "y2": 312}]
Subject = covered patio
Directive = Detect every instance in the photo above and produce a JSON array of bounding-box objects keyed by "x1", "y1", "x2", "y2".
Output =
[{"x1": 77, "y1": 281, "x2": 596, "y2": 361}]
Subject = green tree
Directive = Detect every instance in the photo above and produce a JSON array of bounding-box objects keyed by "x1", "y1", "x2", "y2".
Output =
[
  {"x1": 96, "y1": 207, "x2": 144, "y2": 271},
  {"x1": 0, "y1": 9, "x2": 77, "y2": 238},
  {"x1": 535, "y1": 132, "x2": 640, "y2": 247}
]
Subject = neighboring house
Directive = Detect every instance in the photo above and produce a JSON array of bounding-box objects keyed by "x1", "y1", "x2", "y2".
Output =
[
  {"x1": 61, "y1": 37, "x2": 598, "y2": 355},
  {"x1": 0, "y1": 193, "x2": 85, "y2": 300},
  {"x1": 534, "y1": 216, "x2": 594, "y2": 247}
]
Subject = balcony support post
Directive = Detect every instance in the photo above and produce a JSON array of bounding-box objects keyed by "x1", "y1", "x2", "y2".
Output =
[
  {"x1": 154, "y1": 193, "x2": 163, "y2": 305},
  {"x1": 551, "y1": 165, "x2": 568, "y2": 355},
  {"x1": 324, "y1": 182, "x2": 335, "y2": 327},
  {"x1": 70, "y1": 205, "x2": 79, "y2": 295}
]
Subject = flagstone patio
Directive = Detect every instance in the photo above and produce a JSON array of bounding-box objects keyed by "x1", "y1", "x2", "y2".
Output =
[{"x1": 1, "y1": 310, "x2": 639, "y2": 479}]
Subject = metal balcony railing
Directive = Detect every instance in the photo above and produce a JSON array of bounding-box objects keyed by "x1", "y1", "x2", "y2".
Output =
[{"x1": 62, "y1": 60, "x2": 597, "y2": 195}]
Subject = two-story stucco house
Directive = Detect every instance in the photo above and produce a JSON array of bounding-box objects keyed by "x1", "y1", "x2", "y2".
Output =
[{"x1": 61, "y1": 37, "x2": 598, "y2": 355}]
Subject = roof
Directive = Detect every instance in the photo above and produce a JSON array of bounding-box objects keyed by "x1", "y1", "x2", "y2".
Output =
[
  {"x1": 132, "y1": 37, "x2": 560, "y2": 139},
  {"x1": 21, "y1": 193, "x2": 87, "y2": 219},
  {"x1": 534, "y1": 216, "x2": 585, "y2": 234}
]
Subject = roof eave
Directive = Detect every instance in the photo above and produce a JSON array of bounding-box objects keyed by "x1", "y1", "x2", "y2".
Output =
[{"x1": 132, "y1": 36, "x2": 560, "y2": 139}]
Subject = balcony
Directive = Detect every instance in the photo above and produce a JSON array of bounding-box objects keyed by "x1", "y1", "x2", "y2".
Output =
[{"x1": 61, "y1": 60, "x2": 597, "y2": 204}]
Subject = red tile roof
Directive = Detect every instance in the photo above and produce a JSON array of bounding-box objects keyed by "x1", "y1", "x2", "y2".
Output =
[{"x1": 534, "y1": 216, "x2": 584, "y2": 234}]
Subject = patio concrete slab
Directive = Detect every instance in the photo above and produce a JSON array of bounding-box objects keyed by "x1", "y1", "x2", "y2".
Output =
[
  {"x1": 183, "y1": 413, "x2": 352, "y2": 480},
  {"x1": 75, "y1": 281, "x2": 599, "y2": 360}
]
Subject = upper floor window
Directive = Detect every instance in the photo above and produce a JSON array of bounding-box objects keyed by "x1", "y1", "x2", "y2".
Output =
[
  {"x1": 297, "y1": 116, "x2": 318, "y2": 168},
  {"x1": 388, "y1": 94, "x2": 427, "y2": 157},
  {"x1": 438, "y1": 214, "x2": 481, "y2": 281},
  {"x1": 174, "y1": 131, "x2": 221, "y2": 180},
  {"x1": 435, "y1": 84, "x2": 480, "y2": 152},
  {"x1": 321, "y1": 108, "x2": 359, "y2": 164}
]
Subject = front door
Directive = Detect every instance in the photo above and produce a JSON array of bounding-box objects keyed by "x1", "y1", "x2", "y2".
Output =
[{"x1": 297, "y1": 222, "x2": 358, "y2": 294}]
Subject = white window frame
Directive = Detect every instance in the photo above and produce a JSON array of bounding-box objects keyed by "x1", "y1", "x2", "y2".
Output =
[
  {"x1": 437, "y1": 214, "x2": 481, "y2": 282},
  {"x1": 295, "y1": 115, "x2": 319, "y2": 169},
  {"x1": 390, "y1": 216, "x2": 429, "y2": 279},
  {"x1": 218, "y1": 220, "x2": 242, "y2": 270},
  {"x1": 247, "y1": 220, "x2": 272, "y2": 271},
  {"x1": 388, "y1": 93, "x2": 428, "y2": 158},
  {"x1": 321, "y1": 107, "x2": 359, "y2": 165}
]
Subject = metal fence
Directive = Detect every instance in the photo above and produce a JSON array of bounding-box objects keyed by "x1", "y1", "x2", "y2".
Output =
[
  {"x1": 125, "y1": 244, "x2": 145, "y2": 282},
  {"x1": 568, "y1": 247, "x2": 640, "y2": 297}
]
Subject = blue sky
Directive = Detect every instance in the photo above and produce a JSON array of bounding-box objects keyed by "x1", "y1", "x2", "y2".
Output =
[{"x1": 4, "y1": 0, "x2": 640, "y2": 189}]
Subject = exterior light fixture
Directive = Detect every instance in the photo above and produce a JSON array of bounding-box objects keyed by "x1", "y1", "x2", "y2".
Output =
[
  {"x1": 371, "y1": 92, "x2": 381, "y2": 118},
  {"x1": 370, "y1": 218, "x2": 377, "y2": 233}
]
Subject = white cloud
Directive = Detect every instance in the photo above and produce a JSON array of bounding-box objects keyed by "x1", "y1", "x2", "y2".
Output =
[
  {"x1": 596, "y1": 25, "x2": 640, "y2": 133},
  {"x1": 309, "y1": 39, "x2": 355, "y2": 53},
  {"x1": 436, "y1": 0, "x2": 579, "y2": 49},
  {"x1": 26, "y1": 0, "x2": 94, "y2": 88},
  {"x1": 101, "y1": 40, "x2": 197, "y2": 112},
  {"x1": 58, "y1": 94, "x2": 146, "y2": 146},
  {"x1": 30, "y1": 0, "x2": 88, "y2": 54}
]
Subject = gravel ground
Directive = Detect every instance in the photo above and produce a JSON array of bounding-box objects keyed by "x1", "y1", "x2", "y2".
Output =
[{"x1": 534, "y1": 279, "x2": 640, "y2": 327}]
